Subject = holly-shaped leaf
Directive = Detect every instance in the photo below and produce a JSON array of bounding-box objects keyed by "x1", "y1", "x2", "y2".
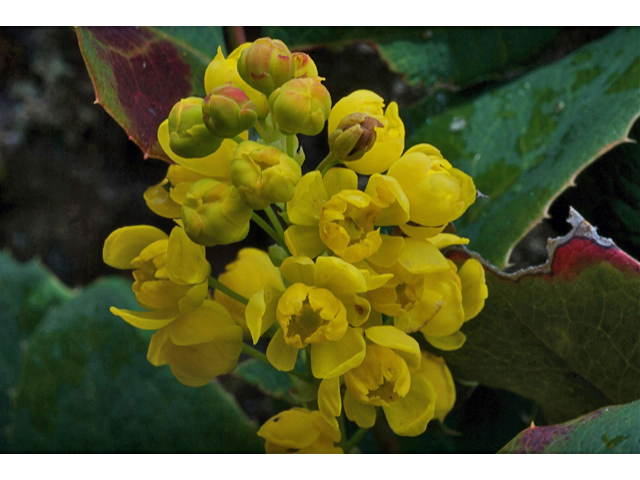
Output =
[
  {"x1": 408, "y1": 27, "x2": 640, "y2": 267},
  {"x1": 499, "y1": 398, "x2": 640, "y2": 453},
  {"x1": 75, "y1": 27, "x2": 225, "y2": 161},
  {"x1": 440, "y1": 209, "x2": 640, "y2": 423},
  {"x1": 7, "y1": 277, "x2": 262, "y2": 453}
]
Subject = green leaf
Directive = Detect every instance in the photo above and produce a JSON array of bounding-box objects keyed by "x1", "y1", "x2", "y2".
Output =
[
  {"x1": 233, "y1": 358, "x2": 296, "y2": 404},
  {"x1": 265, "y1": 27, "x2": 560, "y2": 89},
  {"x1": 75, "y1": 27, "x2": 225, "y2": 161},
  {"x1": 499, "y1": 398, "x2": 640, "y2": 453},
  {"x1": 0, "y1": 251, "x2": 75, "y2": 450},
  {"x1": 440, "y1": 209, "x2": 640, "y2": 423},
  {"x1": 7, "y1": 277, "x2": 262, "y2": 452},
  {"x1": 407, "y1": 27, "x2": 640, "y2": 267}
]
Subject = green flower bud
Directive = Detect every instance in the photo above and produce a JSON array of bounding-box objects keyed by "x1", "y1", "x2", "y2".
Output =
[
  {"x1": 328, "y1": 113, "x2": 384, "y2": 161},
  {"x1": 202, "y1": 84, "x2": 259, "y2": 138},
  {"x1": 181, "y1": 178, "x2": 253, "y2": 247},
  {"x1": 268, "y1": 244, "x2": 289, "y2": 267},
  {"x1": 292, "y1": 52, "x2": 318, "y2": 78},
  {"x1": 237, "y1": 38, "x2": 295, "y2": 96},
  {"x1": 168, "y1": 97, "x2": 223, "y2": 158},
  {"x1": 230, "y1": 140, "x2": 301, "y2": 210},
  {"x1": 268, "y1": 77, "x2": 331, "y2": 136}
]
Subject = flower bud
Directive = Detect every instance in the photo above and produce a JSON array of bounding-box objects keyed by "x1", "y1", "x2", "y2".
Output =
[
  {"x1": 168, "y1": 97, "x2": 223, "y2": 158},
  {"x1": 328, "y1": 113, "x2": 383, "y2": 161},
  {"x1": 230, "y1": 140, "x2": 301, "y2": 210},
  {"x1": 237, "y1": 38, "x2": 295, "y2": 96},
  {"x1": 268, "y1": 77, "x2": 331, "y2": 136},
  {"x1": 202, "y1": 84, "x2": 259, "y2": 138},
  {"x1": 292, "y1": 52, "x2": 318, "y2": 78},
  {"x1": 268, "y1": 244, "x2": 289, "y2": 267},
  {"x1": 181, "y1": 178, "x2": 253, "y2": 246}
]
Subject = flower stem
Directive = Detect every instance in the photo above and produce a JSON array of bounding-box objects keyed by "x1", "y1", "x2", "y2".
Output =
[
  {"x1": 265, "y1": 205, "x2": 286, "y2": 241},
  {"x1": 242, "y1": 343, "x2": 269, "y2": 364},
  {"x1": 252, "y1": 212, "x2": 287, "y2": 250},
  {"x1": 231, "y1": 135, "x2": 245, "y2": 144},
  {"x1": 345, "y1": 427, "x2": 369, "y2": 453},
  {"x1": 208, "y1": 276, "x2": 249, "y2": 305},
  {"x1": 317, "y1": 152, "x2": 338, "y2": 176},
  {"x1": 254, "y1": 120, "x2": 270, "y2": 143},
  {"x1": 285, "y1": 134, "x2": 295, "y2": 158}
]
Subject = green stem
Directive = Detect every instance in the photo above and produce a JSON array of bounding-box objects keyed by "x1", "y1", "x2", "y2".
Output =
[
  {"x1": 338, "y1": 413, "x2": 348, "y2": 450},
  {"x1": 304, "y1": 346, "x2": 312, "y2": 378},
  {"x1": 317, "y1": 152, "x2": 338, "y2": 176},
  {"x1": 265, "y1": 205, "x2": 286, "y2": 242},
  {"x1": 285, "y1": 134, "x2": 295, "y2": 158},
  {"x1": 252, "y1": 212, "x2": 287, "y2": 249},
  {"x1": 242, "y1": 343, "x2": 269, "y2": 364},
  {"x1": 344, "y1": 427, "x2": 370, "y2": 453},
  {"x1": 231, "y1": 135, "x2": 245, "y2": 144},
  {"x1": 208, "y1": 276, "x2": 249, "y2": 305},
  {"x1": 254, "y1": 120, "x2": 270, "y2": 143}
]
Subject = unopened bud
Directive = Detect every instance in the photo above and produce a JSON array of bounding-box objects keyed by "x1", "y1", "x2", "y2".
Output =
[
  {"x1": 268, "y1": 77, "x2": 331, "y2": 136},
  {"x1": 268, "y1": 244, "x2": 289, "y2": 267},
  {"x1": 230, "y1": 140, "x2": 301, "y2": 210},
  {"x1": 292, "y1": 52, "x2": 318, "y2": 78},
  {"x1": 181, "y1": 179, "x2": 253, "y2": 246},
  {"x1": 168, "y1": 97, "x2": 223, "y2": 158},
  {"x1": 202, "y1": 84, "x2": 259, "y2": 138},
  {"x1": 328, "y1": 113, "x2": 383, "y2": 161},
  {"x1": 237, "y1": 38, "x2": 295, "y2": 96}
]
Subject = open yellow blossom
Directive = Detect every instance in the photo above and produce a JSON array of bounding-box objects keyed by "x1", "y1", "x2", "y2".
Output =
[
  {"x1": 328, "y1": 90, "x2": 404, "y2": 175},
  {"x1": 412, "y1": 351, "x2": 456, "y2": 422},
  {"x1": 214, "y1": 248, "x2": 285, "y2": 338},
  {"x1": 147, "y1": 300, "x2": 243, "y2": 387},
  {"x1": 104, "y1": 226, "x2": 210, "y2": 330},
  {"x1": 343, "y1": 326, "x2": 436, "y2": 436},
  {"x1": 285, "y1": 169, "x2": 409, "y2": 264},
  {"x1": 258, "y1": 408, "x2": 342, "y2": 454},
  {"x1": 144, "y1": 165, "x2": 208, "y2": 219},
  {"x1": 204, "y1": 44, "x2": 269, "y2": 118},
  {"x1": 246, "y1": 255, "x2": 385, "y2": 379},
  {"x1": 387, "y1": 144, "x2": 476, "y2": 238}
]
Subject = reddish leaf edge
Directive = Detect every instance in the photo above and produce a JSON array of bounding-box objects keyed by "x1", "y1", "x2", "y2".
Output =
[{"x1": 452, "y1": 207, "x2": 640, "y2": 280}]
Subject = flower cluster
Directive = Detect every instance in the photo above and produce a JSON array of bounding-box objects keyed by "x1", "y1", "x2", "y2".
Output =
[{"x1": 104, "y1": 37, "x2": 488, "y2": 453}]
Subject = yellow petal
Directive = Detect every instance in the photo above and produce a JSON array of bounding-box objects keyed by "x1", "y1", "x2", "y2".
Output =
[
  {"x1": 413, "y1": 352, "x2": 456, "y2": 422},
  {"x1": 343, "y1": 390, "x2": 377, "y2": 428},
  {"x1": 103, "y1": 225, "x2": 168, "y2": 270},
  {"x1": 420, "y1": 279, "x2": 464, "y2": 337},
  {"x1": 328, "y1": 89, "x2": 385, "y2": 134},
  {"x1": 427, "y1": 233, "x2": 470, "y2": 250},
  {"x1": 266, "y1": 327, "x2": 299, "y2": 372},
  {"x1": 246, "y1": 284, "x2": 283, "y2": 345},
  {"x1": 318, "y1": 377, "x2": 342, "y2": 424},
  {"x1": 459, "y1": 259, "x2": 488, "y2": 322},
  {"x1": 166, "y1": 300, "x2": 237, "y2": 345},
  {"x1": 323, "y1": 167, "x2": 358, "y2": 198},
  {"x1": 365, "y1": 326, "x2": 421, "y2": 369},
  {"x1": 110, "y1": 306, "x2": 181, "y2": 330},
  {"x1": 393, "y1": 288, "x2": 443, "y2": 333},
  {"x1": 279, "y1": 256, "x2": 316, "y2": 286},
  {"x1": 258, "y1": 408, "x2": 322, "y2": 449},
  {"x1": 424, "y1": 330, "x2": 467, "y2": 351},
  {"x1": 178, "y1": 281, "x2": 208, "y2": 313},
  {"x1": 166, "y1": 227, "x2": 210, "y2": 285},
  {"x1": 397, "y1": 237, "x2": 450, "y2": 274},
  {"x1": 287, "y1": 171, "x2": 327, "y2": 226},
  {"x1": 366, "y1": 234, "x2": 404, "y2": 268},
  {"x1": 144, "y1": 179, "x2": 182, "y2": 218},
  {"x1": 315, "y1": 256, "x2": 368, "y2": 295},
  {"x1": 310, "y1": 327, "x2": 366, "y2": 379},
  {"x1": 284, "y1": 225, "x2": 326, "y2": 258},
  {"x1": 339, "y1": 293, "x2": 371, "y2": 327},
  {"x1": 384, "y1": 374, "x2": 436, "y2": 436},
  {"x1": 365, "y1": 174, "x2": 410, "y2": 226}
]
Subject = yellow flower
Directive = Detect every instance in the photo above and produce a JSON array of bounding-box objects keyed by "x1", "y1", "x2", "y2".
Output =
[
  {"x1": 104, "y1": 226, "x2": 210, "y2": 330},
  {"x1": 268, "y1": 77, "x2": 332, "y2": 136},
  {"x1": 204, "y1": 44, "x2": 268, "y2": 118},
  {"x1": 292, "y1": 52, "x2": 318, "y2": 78},
  {"x1": 157, "y1": 119, "x2": 246, "y2": 180},
  {"x1": 181, "y1": 178, "x2": 253, "y2": 246},
  {"x1": 412, "y1": 351, "x2": 456, "y2": 422},
  {"x1": 230, "y1": 140, "x2": 301, "y2": 210},
  {"x1": 328, "y1": 90, "x2": 404, "y2": 175},
  {"x1": 342, "y1": 326, "x2": 436, "y2": 436},
  {"x1": 387, "y1": 144, "x2": 476, "y2": 237},
  {"x1": 284, "y1": 169, "x2": 409, "y2": 264},
  {"x1": 258, "y1": 408, "x2": 342, "y2": 454},
  {"x1": 214, "y1": 248, "x2": 285, "y2": 338},
  {"x1": 147, "y1": 300, "x2": 243, "y2": 387},
  {"x1": 143, "y1": 165, "x2": 207, "y2": 219},
  {"x1": 246, "y1": 255, "x2": 385, "y2": 379}
]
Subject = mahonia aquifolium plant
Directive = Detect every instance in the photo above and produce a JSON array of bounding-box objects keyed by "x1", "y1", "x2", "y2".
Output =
[{"x1": 102, "y1": 37, "x2": 488, "y2": 453}]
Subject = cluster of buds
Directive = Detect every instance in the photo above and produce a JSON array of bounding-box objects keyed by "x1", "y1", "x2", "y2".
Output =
[{"x1": 104, "y1": 37, "x2": 488, "y2": 453}]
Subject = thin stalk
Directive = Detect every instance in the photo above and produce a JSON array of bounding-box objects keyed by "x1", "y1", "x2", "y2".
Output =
[
  {"x1": 242, "y1": 343, "x2": 270, "y2": 364},
  {"x1": 317, "y1": 152, "x2": 338, "y2": 176},
  {"x1": 231, "y1": 135, "x2": 245, "y2": 144},
  {"x1": 254, "y1": 120, "x2": 270, "y2": 143},
  {"x1": 304, "y1": 346, "x2": 312, "y2": 378},
  {"x1": 338, "y1": 413, "x2": 348, "y2": 450},
  {"x1": 344, "y1": 427, "x2": 370, "y2": 453},
  {"x1": 252, "y1": 212, "x2": 287, "y2": 250},
  {"x1": 265, "y1": 205, "x2": 286, "y2": 241},
  {"x1": 285, "y1": 134, "x2": 295, "y2": 158},
  {"x1": 208, "y1": 276, "x2": 249, "y2": 305}
]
